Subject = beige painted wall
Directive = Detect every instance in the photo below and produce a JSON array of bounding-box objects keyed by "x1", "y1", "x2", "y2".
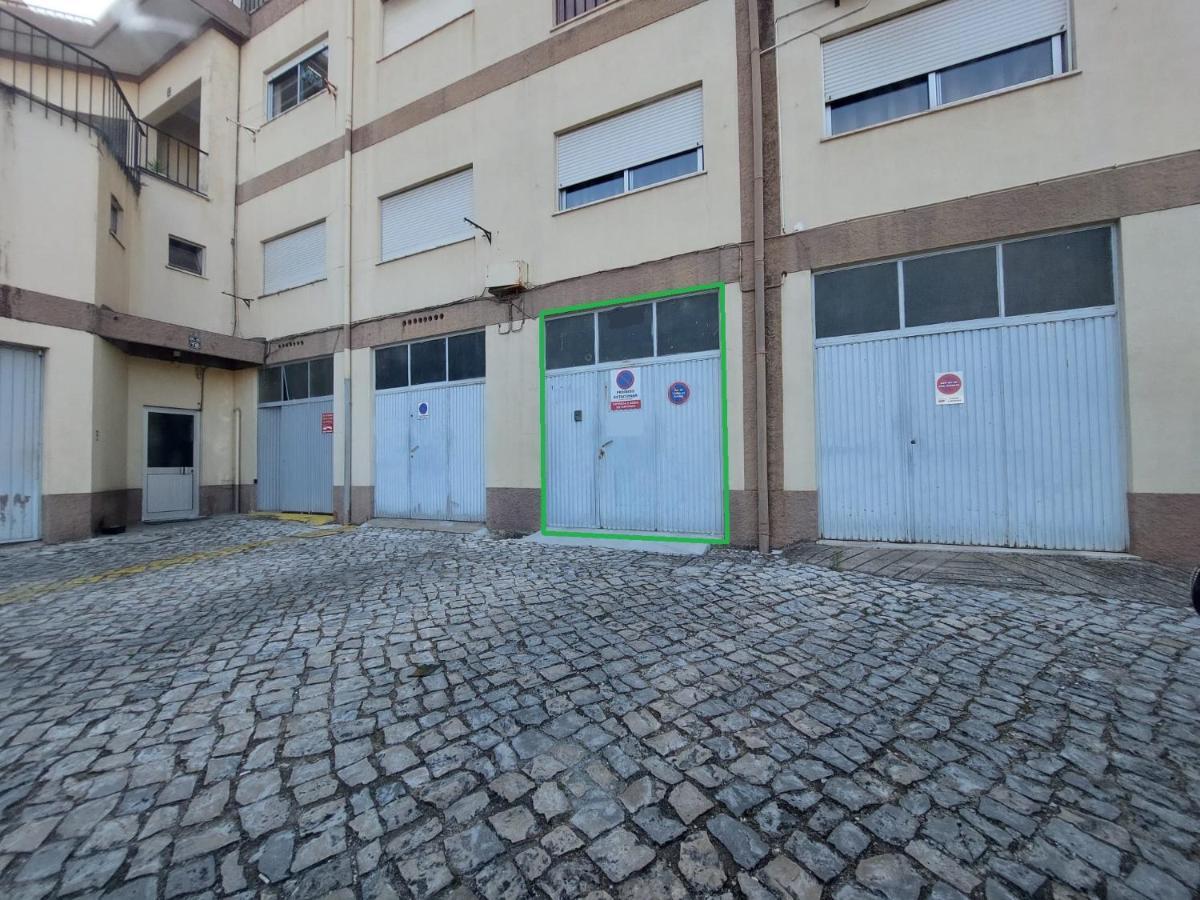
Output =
[
  {"x1": 91, "y1": 339, "x2": 129, "y2": 493},
  {"x1": 775, "y1": 0, "x2": 1200, "y2": 230},
  {"x1": 780, "y1": 272, "x2": 816, "y2": 493},
  {"x1": 0, "y1": 321, "x2": 96, "y2": 496},
  {"x1": 484, "y1": 322, "x2": 539, "y2": 490},
  {"x1": 1120, "y1": 204, "x2": 1200, "y2": 495},
  {"x1": 723, "y1": 282, "x2": 745, "y2": 493}
]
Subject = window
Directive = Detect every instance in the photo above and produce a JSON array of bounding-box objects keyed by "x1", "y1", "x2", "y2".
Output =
[
  {"x1": 557, "y1": 87, "x2": 703, "y2": 211},
  {"x1": 822, "y1": 0, "x2": 1068, "y2": 135},
  {"x1": 813, "y1": 226, "x2": 1115, "y2": 341},
  {"x1": 380, "y1": 169, "x2": 473, "y2": 262},
  {"x1": 109, "y1": 196, "x2": 122, "y2": 237},
  {"x1": 266, "y1": 45, "x2": 329, "y2": 120},
  {"x1": 168, "y1": 236, "x2": 204, "y2": 276},
  {"x1": 555, "y1": 0, "x2": 611, "y2": 26},
  {"x1": 263, "y1": 221, "x2": 326, "y2": 295},
  {"x1": 545, "y1": 290, "x2": 720, "y2": 370},
  {"x1": 258, "y1": 357, "x2": 335, "y2": 404},
  {"x1": 383, "y1": 0, "x2": 472, "y2": 56},
  {"x1": 374, "y1": 332, "x2": 487, "y2": 390}
]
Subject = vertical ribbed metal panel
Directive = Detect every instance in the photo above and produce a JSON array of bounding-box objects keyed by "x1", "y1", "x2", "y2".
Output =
[
  {"x1": 271, "y1": 399, "x2": 333, "y2": 514},
  {"x1": 905, "y1": 328, "x2": 1008, "y2": 546},
  {"x1": 647, "y1": 356, "x2": 723, "y2": 536},
  {"x1": 374, "y1": 390, "x2": 411, "y2": 518},
  {"x1": 0, "y1": 346, "x2": 42, "y2": 544},
  {"x1": 822, "y1": 0, "x2": 1069, "y2": 101},
  {"x1": 1001, "y1": 314, "x2": 1127, "y2": 550},
  {"x1": 816, "y1": 338, "x2": 910, "y2": 541},
  {"x1": 407, "y1": 386, "x2": 449, "y2": 519},
  {"x1": 445, "y1": 382, "x2": 486, "y2": 521},
  {"x1": 545, "y1": 370, "x2": 600, "y2": 530},
  {"x1": 597, "y1": 366, "x2": 658, "y2": 534},
  {"x1": 256, "y1": 407, "x2": 281, "y2": 512}
]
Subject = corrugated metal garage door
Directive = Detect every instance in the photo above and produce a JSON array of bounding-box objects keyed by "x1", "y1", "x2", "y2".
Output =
[
  {"x1": 256, "y1": 358, "x2": 334, "y2": 514},
  {"x1": 814, "y1": 228, "x2": 1128, "y2": 551},
  {"x1": 0, "y1": 345, "x2": 42, "y2": 543}
]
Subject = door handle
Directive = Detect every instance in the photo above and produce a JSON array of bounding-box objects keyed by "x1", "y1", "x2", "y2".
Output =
[
  {"x1": 410, "y1": 445, "x2": 419, "y2": 455},
  {"x1": 598, "y1": 440, "x2": 613, "y2": 459}
]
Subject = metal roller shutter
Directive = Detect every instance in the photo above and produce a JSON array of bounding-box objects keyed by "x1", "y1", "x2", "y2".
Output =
[
  {"x1": 263, "y1": 221, "x2": 326, "y2": 295},
  {"x1": 380, "y1": 168, "x2": 474, "y2": 262},
  {"x1": 822, "y1": 0, "x2": 1069, "y2": 102}
]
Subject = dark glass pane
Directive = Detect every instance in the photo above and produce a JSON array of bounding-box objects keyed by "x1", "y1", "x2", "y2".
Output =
[
  {"x1": 283, "y1": 362, "x2": 310, "y2": 400},
  {"x1": 545, "y1": 314, "x2": 595, "y2": 370},
  {"x1": 814, "y1": 262, "x2": 900, "y2": 338},
  {"x1": 940, "y1": 38, "x2": 1055, "y2": 105},
  {"x1": 562, "y1": 172, "x2": 624, "y2": 210},
  {"x1": 299, "y1": 49, "x2": 329, "y2": 104},
  {"x1": 629, "y1": 149, "x2": 701, "y2": 191},
  {"x1": 147, "y1": 412, "x2": 194, "y2": 468},
  {"x1": 448, "y1": 332, "x2": 486, "y2": 381},
  {"x1": 598, "y1": 303, "x2": 653, "y2": 363},
  {"x1": 410, "y1": 339, "x2": 447, "y2": 385},
  {"x1": 270, "y1": 66, "x2": 298, "y2": 115},
  {"x1": 1003, "y1": 228, "x2": 1114, "y2": 316},
  {"x1": 308, "y1": 356, "x2": 334, "y2": 398},
  {"x1": 830, "y1": 76, "x2": 929, "y2": 134},
  {"x1": 169, "y1": 239, "x2": 202, "y2": 274},
  {"x1": 903, "y1": 247, "x2": 999, "y2": 327},
  {"x1": 656, "y1": 292, "x2": 719, "y2": 355},
  {"x1": 375, "y1": 345, "x2": 409, "y2": 390},
  {"x1": 258, "y1": 366, "x2": 282, "y2": 404}
]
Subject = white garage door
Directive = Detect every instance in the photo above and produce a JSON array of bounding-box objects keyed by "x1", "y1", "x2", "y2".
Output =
[
  {"x1": 543, "y1": 290, "x2": 727, "y2": 539},
  {"x1": 374, "y1": 332, "x2": 486, "y2": 522},
  {"x1": 815, "y1": 227, "x2": 1128, "y2": 551},
  {"x1": 0, "y1": 345, "x2": 42, "y2": 543},
  {"x1": 257, "y1": 357, "x2": 334, "y2": 514}
]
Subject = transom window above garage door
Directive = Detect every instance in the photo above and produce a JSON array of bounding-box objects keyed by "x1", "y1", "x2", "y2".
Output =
[
  {"x1": 258, "y1": 357, "x2": 334, "y2": 405},
  {"x1": 375, "y1": 331, "x2": 485, "y2": 390},
  {"x1": 814, "y1": 226, "x2": 1115, "y2": 341},
  {"x1": 545, "y1": 290, "x2": 719, "y2": 370}
]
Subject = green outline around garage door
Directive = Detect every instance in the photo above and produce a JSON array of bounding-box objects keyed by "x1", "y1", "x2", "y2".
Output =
[{"x1": 538, "y1": 283, "x2": 731, "y2": 545}]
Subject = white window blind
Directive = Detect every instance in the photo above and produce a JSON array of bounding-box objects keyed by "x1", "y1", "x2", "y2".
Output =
[
  {"x1": 822, "y1": 0, "x2": 1069, "y2": 102},
  {"x1": 383, "y1": 0, "x2": 473, "y2": 56},
  {"x1": 263, "y1": 221, "x2": 326, "y2": 294},
  {"x1": 380, "y1": 169, "x2": 474, "y2": 262},
  {"x1": 557, "y1": 87, "x2": 703, "y2": 190}
]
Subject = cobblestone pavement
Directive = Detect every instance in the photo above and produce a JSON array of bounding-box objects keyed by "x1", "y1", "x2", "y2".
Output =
[
  {"x1": 783, "y1": 544, "x2": 1190, "y2": 608},
  {"x1": 0, "y1": 518, "x2": 1197, "y2": 900}
]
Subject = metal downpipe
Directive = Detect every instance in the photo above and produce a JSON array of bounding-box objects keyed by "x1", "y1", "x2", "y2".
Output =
[{"x1": 748, "y1": 0, "x2": 771, "y2": 554}]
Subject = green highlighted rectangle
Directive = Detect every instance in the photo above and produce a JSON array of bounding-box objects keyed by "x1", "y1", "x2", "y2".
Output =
[{"x1": 538, "y1": 282, "x2": 731, "y2": 545}]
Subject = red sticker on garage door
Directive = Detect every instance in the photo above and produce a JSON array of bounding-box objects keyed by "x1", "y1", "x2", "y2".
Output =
[
  {"x1": 935, "y1": 371, "x2": 964, "y2": 405},
  {"x1": 321, "y1": 412, "x2": 334, "y2": 433}
]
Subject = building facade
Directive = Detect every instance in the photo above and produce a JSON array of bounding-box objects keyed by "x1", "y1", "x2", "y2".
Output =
[{"x1": 0, "y1": 0, "x2": 1197, "y2": 564}]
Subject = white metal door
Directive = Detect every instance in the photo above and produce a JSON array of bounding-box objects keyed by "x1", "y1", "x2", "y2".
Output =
[
  {"x1": 817, "y1": 311, "x2": 1128, "y2": 550},
  {"x1": 546, "y1": 355, "x2": 723, "y2": 537},
  {"x1": 256, "y1": 399, "x2": 333, "y2": 514},
  {"x1": 144, "y1": 408, "x2": 199, "y2": 522},
  {"x1": 0, "y1": 345, "x2": 42, "y2": 543},
  {"x1": 374, "y1": 382, "x2": 485, "y2": 522}
]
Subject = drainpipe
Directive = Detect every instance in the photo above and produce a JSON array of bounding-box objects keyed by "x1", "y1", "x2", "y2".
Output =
[
  {"x1": 234, "y1": 407, "x2": 241, "y2": 514},
  {"x1": 748, "y1": 0, "x2": 771, "y2": 554},
  {"x1": 340, "y1": 0, "x2": 355, "y2": 526},
  {"x1": 232, "y1": 32, "x2": 244, "y2": 514}
]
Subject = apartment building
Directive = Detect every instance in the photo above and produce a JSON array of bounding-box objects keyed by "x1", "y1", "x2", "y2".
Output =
[{"x1": 0, "y1": 0, "x2": 1196, "y2": 564}]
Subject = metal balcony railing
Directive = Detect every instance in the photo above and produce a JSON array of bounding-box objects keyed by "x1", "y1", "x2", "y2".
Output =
[
  {"x1": 141, "y1": 121, "x2": 206, "y2": 194},
  {"x1": 241, "y1": 0, "x2": 271, "y2": 12},
  {"x1": 0, "y1": 5, "x2": 143, "y2": 186},
  {"x1": 1, "y1": 7, "x2": 209, "y2": 193}
]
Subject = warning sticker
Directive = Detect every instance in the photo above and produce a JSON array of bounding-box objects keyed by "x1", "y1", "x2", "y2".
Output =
[
  {"x1": 609, "y1": 367, "x2": 642, "y2": 411},
  {"x1": 321, "y1": 412, "x2": 334, "y2": 433},
  {"x1": 935, "y1": 371, "x2": 964, "y2": 405},
  {"x1": 416, "y1": 400, "x2": 431, "y2": 419},
  {"x1": 668, "y1": 381, "x2": 691, "y2": 406}
]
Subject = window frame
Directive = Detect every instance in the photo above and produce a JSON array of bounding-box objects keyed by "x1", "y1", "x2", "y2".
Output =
[
  {"x1": 554, "y1": 0, "x2": 613, "y2": 28},
  {"x1": 558, "y1": 146, "x2": 704, "y2": 213},
  {"x1": 257, "y1": 356, "x2": 336, "y2": 407},
  {"x1": 167, "y1": 235, "x2": 206, "y2": 277},
  {"x1": 544, "y1": 289, "x2": 722, "y2": 372},
  {"x1": 265, "y1": 43, "x2": 330, "y2": 121},
  {"x1": 108, "y1": 195, "x2": 122, "y2": 238},
  {"x1": 824, "y1": 33, "x2": 1067, "y2": 137},
  {"x1": 812, "y1": 225, "x2": 1118, "y2": 346},
  {"x1": 373, "y1": 330, "x2": 487, "y2": 393}
]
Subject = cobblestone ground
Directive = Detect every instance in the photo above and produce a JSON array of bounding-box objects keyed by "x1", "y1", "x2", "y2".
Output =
[{"x1": 0, "y1": 518, "x2": 1197, "y2": 900}]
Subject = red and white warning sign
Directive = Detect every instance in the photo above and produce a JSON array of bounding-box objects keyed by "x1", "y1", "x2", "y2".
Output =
[
  {"x1": 321, "y1": 412, "x2": 335, "y2": 433},
  {"x1": 609, "y1": 367, "x2": 642, "y2": 411},
  {"x1": 935, "y1": 371, "x2": 964, "y2": 406}
]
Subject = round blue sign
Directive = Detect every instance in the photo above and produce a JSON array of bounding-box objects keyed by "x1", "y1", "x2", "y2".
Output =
[
  {"x1": 616, "y1": 369, "x2": 636, "y2": 390},
  {"x1": 417, "y1": 401, "x2": 430, "y2": 416},
  {"x1": 668, "y1": 381, "x2": 691, "y2": 405}
]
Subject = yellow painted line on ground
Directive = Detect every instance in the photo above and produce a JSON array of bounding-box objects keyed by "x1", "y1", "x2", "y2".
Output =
[
  {"x1": 0, "y1": 526, "x2": 354, "y2": 607},
  {"x1": 251, "y1": 512, "x2": 336, "y2": 526}
]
